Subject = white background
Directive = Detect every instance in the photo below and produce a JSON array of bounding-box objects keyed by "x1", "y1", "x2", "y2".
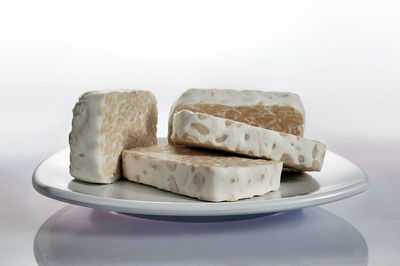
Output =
[
  {"x1": 0, "y1": 0, "x2": 399, "y2": 157},
  {"x1": 0, "y1": 1, "x2": 399, "y2": 265}
]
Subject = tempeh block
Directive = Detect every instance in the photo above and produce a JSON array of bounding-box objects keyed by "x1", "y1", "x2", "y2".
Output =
[
  {"x1": 69, "y1": 90, "x2": 157, "y2": 183},
  {"x1": 168, "y1": 89, "x2": 305, "y2": 143}
]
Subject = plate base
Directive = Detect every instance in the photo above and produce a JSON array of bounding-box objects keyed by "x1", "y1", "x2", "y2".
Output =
[{"x1": 116, "y1": 211, "x2": 282, "y2": 223}]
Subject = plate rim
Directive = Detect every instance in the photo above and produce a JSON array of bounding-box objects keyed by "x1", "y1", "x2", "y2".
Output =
[{"x1": 32, "y1": 148, "x2": 369, "y2": 216}]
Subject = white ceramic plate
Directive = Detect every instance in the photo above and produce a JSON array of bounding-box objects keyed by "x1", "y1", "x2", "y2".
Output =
[{"x1": 33, "y1": 138, "x2": 368, "y2": 218}]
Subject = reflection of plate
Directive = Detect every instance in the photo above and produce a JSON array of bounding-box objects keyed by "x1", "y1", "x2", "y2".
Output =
[
  {"x1": 32, "y1": 138, "x2": 368, "y2": 217},
  {"x1": 34, "y1": 206, "x2": 368, "y2": 265}
]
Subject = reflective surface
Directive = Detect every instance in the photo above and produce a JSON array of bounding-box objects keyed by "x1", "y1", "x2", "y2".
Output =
[
  {"x1": 32, "y1": 140, "x2": 367, "y2": 217},
  {"x1": 3, "y1": 140, "x2": 399, "y2": 265},
  {"x1": 34, "y1": 206, "x2": 368, "y2": 266}
]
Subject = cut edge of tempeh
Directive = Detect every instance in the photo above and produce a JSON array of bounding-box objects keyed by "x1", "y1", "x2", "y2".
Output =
[{"x1": 168, "y1": 89, "x2": 306, "y2": 143}]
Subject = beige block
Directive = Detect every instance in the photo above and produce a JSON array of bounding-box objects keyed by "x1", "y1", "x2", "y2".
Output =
[
  {"x1": 171, "y1": 110, "x2": 326, "y2": 171},
  {"x1": 168, "y1": 89, "x2": 305, "y2": 143},
  {"x1": 69, "y1": 90, "x2": 157, "y2": 183},
  {"x1": 122, "y1": 145, "x2": 283, "y2": 202}
]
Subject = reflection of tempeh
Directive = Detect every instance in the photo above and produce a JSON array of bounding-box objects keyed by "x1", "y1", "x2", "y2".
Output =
[
  {"x1": 168, "y1": 89, "x2": 305, "y2": 143},
  {"x1": 69, "y1": 90, "x2": 157, "y2": 183},
  {"x1": 171, "y1": 110, "x2": 326, "y2": 171},
  {"x1": 122, "y1": 145, "x2": 283, "y2": 202}
]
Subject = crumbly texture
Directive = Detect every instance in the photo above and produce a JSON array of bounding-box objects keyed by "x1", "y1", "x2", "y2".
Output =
[
  {"x1": 69, "y1": 90, "x2": 157, "y2": 183},
  {"x1": 122, "y1": 145, "x2": 283, "y2": 202},
  {"x1": 168, "y1": 89, "x2": 305, "y2": 143},
  {"x1": 171, "y1": 110, "x2": 326, "y2": 171}
]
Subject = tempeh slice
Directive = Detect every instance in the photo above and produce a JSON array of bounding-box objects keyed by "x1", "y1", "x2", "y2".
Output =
[
  {"x1": 171, "y1": 110, "x2": 325, "y2": 171},
  {"x1": 122, "y1": 145, "x2": 282, "y2": 202}
]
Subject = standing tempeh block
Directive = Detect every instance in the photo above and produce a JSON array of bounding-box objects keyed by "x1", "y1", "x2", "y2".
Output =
[
  {"x1": 168, "y1": 89, "x2": 305, "y2": 143},
  {"x1": 69, "y1": 90, "x2": 157, "y2": 183},
  {"x1": 171, "y1": 110, "x2": 326, "y2": 171},
  {"x1": 122, "y1": 145, "x2": 283, "y2": 202}
]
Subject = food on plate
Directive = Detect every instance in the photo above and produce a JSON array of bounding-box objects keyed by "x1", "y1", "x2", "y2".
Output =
[
  {"x1": 171, "y1": 110, "x2": 326, "y2": 171},
  {"x1": 122, "y1": 145, "x2": 283, "y2": 202},
  {"x1": 69, "y1": 90, "x2": 157, "y2": 183},
  {"x1": 68, "y1": 88, "x2": 326, "y2": 202},
  {"x1": 168, "y1": 89, "x2": 305, "y2": 143}
]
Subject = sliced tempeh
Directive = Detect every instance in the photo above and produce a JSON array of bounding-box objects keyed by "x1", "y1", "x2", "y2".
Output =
[
  {"x1": 168, "y1": 89, "x2": 305, "y2": 143},
  {"x1": 171, "y1": 110, "x2": 326, "y2": 171},
  {"x1": 69, "y1": 90, "x2": 157, "y2": 183},
  {"x1": 122, "y1": 145, "x2": 283, "y2": 202}
]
